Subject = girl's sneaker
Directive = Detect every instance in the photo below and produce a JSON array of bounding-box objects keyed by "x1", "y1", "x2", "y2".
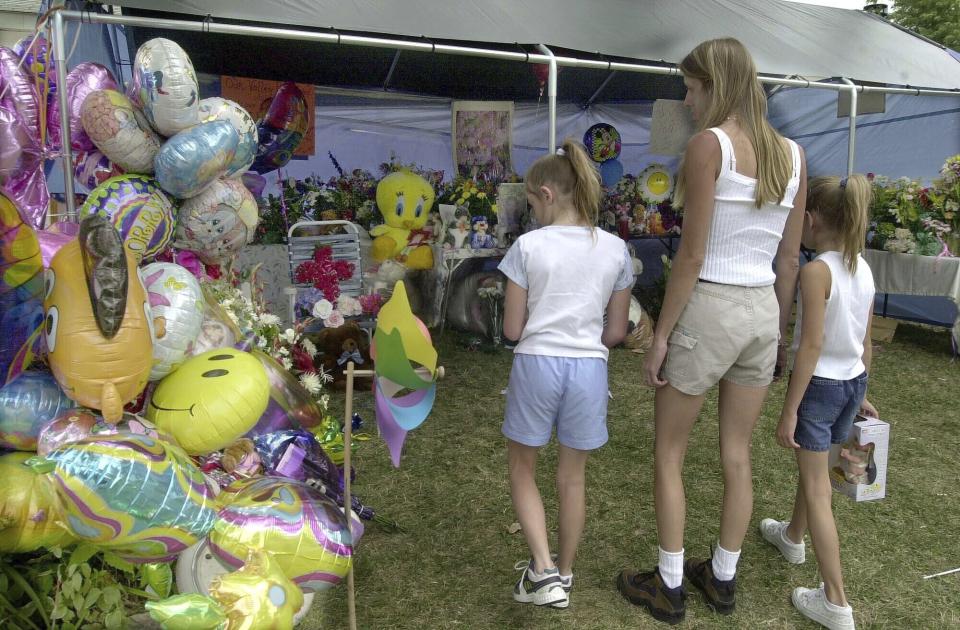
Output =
[
  {"x1": 760, "y1": 518, "x2": 806, "y2": 564},
  {"x1": 513, "y1": 560, "x2": 568, "y2": 608},
  {"x1": 559, "y1": 574, "x2": 573, "y2": 593},
  {"x1": 792, "y1": 585, "x2": 855, "y2": 630}
]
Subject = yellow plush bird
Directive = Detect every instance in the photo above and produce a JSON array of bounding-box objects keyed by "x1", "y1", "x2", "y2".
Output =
[{"x1": 370, "y1": 170, "x2": 435, "y2": 269}]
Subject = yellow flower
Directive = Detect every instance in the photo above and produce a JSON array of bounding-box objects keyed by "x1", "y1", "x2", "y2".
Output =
[
  {"x1": 457, "y1": 197, "x2": 466, "y2": 205},
  {"x1": 477, "y1": 192, "x2": 487, "y2": 199},
  {"x1": 464, "y1": 191, "x2": 472, "y2": 198},
  {"x1": 491, "y1": 203, "x2": 498, "y2": 214}
]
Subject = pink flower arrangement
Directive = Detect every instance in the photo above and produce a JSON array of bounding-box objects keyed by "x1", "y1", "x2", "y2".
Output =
[
  {"x1": 359, "y1": 293, "x2": 383, "y2": 316},
  {"x1": 294, "y1": 245, "x2": 354, "y2": 301}
]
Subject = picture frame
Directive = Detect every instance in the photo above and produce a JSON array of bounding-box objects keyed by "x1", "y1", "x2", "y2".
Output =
[{"x1": 451, "y1": 101, "x2": 513, "y2": 180}]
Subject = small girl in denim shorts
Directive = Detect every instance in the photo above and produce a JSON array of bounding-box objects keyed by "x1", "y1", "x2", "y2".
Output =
[
  {"x1": 763, "y1": 174, "x2": 877, "y2": 630},
  {"x1": 498, "y1": 138, "x2": 634, "y2": 609}
]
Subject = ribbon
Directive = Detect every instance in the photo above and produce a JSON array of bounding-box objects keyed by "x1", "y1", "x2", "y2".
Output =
[{"x1": 337, "y1": 349, "x2": 364, "y2": 366}]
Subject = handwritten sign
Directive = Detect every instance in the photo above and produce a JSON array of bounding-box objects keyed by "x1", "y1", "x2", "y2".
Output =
[{"x1": 220, "y1": 76, "x2": 315, "y2": 156}]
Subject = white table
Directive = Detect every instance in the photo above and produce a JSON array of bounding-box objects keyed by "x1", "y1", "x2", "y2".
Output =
[{"x1": 862, "y1": 249, "x2": 960, "y2": 352}]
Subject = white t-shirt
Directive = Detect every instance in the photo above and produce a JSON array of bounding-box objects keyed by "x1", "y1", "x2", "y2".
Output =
[
  {"x1": 792, "y1": 251, "x2": 876, "y2": 380},
  {"x1": 497, "y1": 226, "x2": 635, "y2": 360}
]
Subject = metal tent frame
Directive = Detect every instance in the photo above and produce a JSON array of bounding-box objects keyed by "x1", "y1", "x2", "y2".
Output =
[{"x1": 49, "y1": 7, "x2": 960, "y2": 221}]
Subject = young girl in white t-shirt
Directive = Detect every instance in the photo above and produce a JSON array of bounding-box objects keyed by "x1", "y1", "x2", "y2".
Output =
[
  {"x1": 498, "y1": 138, "x2": 634, "y2": 609},
  {"x1": 763, "y1": 174, "x2": 877, "y2": 630}
]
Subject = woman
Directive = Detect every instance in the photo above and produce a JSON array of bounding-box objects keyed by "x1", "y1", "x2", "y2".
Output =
[{"x1": 616, "y1": 37, "x2": 807, "y2": 625}]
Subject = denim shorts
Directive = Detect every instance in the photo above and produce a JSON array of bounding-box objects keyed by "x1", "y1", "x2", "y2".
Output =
[
  {"x1": 503, "y1": 353, "x2": 609, "y2": 451},
  {"x1": 794, "y1": 372, "x2": 868, "y2": 452}
]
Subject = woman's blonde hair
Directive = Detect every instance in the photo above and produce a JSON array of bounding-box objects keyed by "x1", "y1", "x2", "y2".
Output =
[
  {"x1": 674, "y1": 38, "x2": 793, "y2": 210},
  {"x1": 525, "y1": 138, "x2": 601, "y2": 227},
  {"x1": 807, "y1": 174, "x2": 871, "y2": 273}
]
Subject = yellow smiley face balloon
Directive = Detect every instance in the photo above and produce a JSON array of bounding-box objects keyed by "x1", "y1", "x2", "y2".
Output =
[{"x1": 146, "y1": 348, "x2": 269, "y2": 455}]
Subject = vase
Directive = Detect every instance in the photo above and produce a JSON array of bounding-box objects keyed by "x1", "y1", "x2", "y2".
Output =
[{"x1": 488, "y1": 299, "x2": 503, "y2": 346}]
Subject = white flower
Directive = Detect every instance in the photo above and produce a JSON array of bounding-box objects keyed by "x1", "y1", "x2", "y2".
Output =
[
  {"x1": 278, "y1": 346, "x2": 289, "y2": 356},
  {"x1": 299, "y1": 372, "x2": 322, "y2": 394},
  {"x1": 301, "y1": 338, "x2": 317, "y2": 357},
  {"x1": 280, "y1": 328, "x2": 297, "y2": 344},
  {"x1": 226, "y1": 311, "x2": 239, "y2": 325},
  {"x1": 281, "y1": 357, "x2": 293, "y2": 370},
  {"x1": 312, "y1": 299, "x2": 334, "y2": 319},
  {"x1": 323, "y1": 310, "x2": 345, "y2": 328},
  {"x1": 221, "y1": 299, "x2": 233, "y2": 309},
  {"x1": 287, "y1": 177, "x2": 297, "y2": 189},
  {"x1": 255, "y1": 336, "x2": 267, "y2": 348},
  {"x1": 337, "y1": 295, "x2": 362, "y2": 317},
  {"x1": 318, "y1": 367, "x2": 334, "y2": 385},
  {"x1": 259, "y1": 313, "x2": 281, "y2": 327}
]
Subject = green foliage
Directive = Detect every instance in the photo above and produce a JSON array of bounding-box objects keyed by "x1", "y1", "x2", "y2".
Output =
[
  {"x1": 890, "y1": 0, "x2": 960, "y2": 48},
  {"x1": 0, "y1": 546, "x2": 164, "y2": 630}
]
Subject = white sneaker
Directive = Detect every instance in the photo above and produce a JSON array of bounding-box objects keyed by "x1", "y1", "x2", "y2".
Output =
[
  {"x1": 513, "y1": 560, "x2": 568, "y2": 608},
  {"x1": 760, "y1": 518, "x2": 806, "y2": 564},
  {"x1": 792, "y1": 585, "x2": 855, "y2": 630}
]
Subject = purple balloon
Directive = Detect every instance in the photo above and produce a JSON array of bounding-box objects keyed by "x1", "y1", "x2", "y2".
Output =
[
  {"x1": 15, "y1": 34, "x2": 59, "y2": 151},
  {"x1": 37, "y1": 228, "x2": 73, "y2": 267},
  {"x1": 59, "y1": 62, "x2": 118, "y2": 152}
]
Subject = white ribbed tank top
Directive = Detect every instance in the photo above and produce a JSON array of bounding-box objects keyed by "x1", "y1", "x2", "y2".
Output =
[
  {"x1": 793, "y1": 251, "x2": 876, "y2": 380},
  {"x1": 699, "y1": 128, "x2": 802, "y2": 287}
]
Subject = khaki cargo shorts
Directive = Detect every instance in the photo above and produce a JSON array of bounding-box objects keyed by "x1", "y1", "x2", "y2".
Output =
[{"x1": 662, "y1": 281, "x2": 779, "y2": 396}]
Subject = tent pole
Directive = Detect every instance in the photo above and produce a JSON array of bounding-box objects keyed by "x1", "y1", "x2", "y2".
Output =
[
  {"x1": 383, "y1": 50, "x2": 401, "y2": 90},
  {"x1": 52, "y1": 10, "x2": 76, "y2": 222},
  {"x1": 584, "y1": 70, "x2": 618, "y2": 109},
  {"x1": 537, "y1": 44, "x2": 557, "y2": 153},
  {"x1": 841, "y1": 78, "x2": 857, "y2": 177}
]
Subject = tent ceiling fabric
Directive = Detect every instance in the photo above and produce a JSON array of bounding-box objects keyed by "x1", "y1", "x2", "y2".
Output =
[{"x1": 113, "y1": 0, "x2": 960, "y2": 91}]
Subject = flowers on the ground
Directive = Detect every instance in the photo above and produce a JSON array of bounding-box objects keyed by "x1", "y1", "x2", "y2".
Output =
[
  {"x1": 324, "y1": 310, "x2": 345, "y2": 328},
  {"x1": 312, "y1": 298, "x2": 334, "y2": 320},
  {"x1": 337, "y1": 295, "x2": 363, "y2": 317},
  {"x1": 359, "y1": 293, "x2": 383, "y2": 316},
  {"x1": 299, "y1": 372, "x2": 323, "y2": 394}
]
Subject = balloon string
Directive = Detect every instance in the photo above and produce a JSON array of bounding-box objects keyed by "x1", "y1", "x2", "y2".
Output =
[{"x1": 277, "y1": 168, "x2": 290, "y2": 237}]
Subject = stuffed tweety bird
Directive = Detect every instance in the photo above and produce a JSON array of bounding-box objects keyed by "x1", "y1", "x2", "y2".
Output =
[{"x1": 370, "y1": 170, "x2": 435, "y2": 270}]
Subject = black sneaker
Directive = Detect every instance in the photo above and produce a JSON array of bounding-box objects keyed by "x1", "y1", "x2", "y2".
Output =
[
  {"x1": 616, "y1": 567, "x2": 687, "y2": 625},
  {"x1": 684, "y1": 557, "x2": 736, "y2": 614}
]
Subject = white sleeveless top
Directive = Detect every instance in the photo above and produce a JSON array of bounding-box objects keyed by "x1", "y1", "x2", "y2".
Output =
[
  {"x1": 793, "y1": 251, "x2": 876, "y2": 380},
  {"x1": 699, "y1": 128, "x2": 802, "y2": 287}
]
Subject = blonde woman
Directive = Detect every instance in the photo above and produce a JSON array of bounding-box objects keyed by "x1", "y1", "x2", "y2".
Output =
[{"x1": 617, "y1": 38, "x2": 807, "y2": 624}]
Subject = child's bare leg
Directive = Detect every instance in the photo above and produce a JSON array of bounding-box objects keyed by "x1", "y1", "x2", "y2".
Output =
[
  {"x1": 556, "y1": 445, "x2": 589, "y2": 576},
  {"x1": 797, "y1": 448, "x2": 847, "y2": 606},
  {"x1": 786, "y1": 466, "x2": 808, "y2": 544},
  {"x1": 508, "y1": 439, "x2": 554, "y2": 572}
]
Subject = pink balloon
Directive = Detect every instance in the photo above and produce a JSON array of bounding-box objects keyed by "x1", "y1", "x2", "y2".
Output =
[
  {"x1": 0, "y1": 47, "x2": 47, "y2": 229},
  {"x1": 37, "y1": 229, "x2": 73, "y2": 267},
  {"x1": 60, "y1": 62, "x2": 118, "y2": 152},
  {"x1": 0, "y1": 47, "x2": 41, "y2": 146},
  {"x1": 47, "y1": 220, "x2": 79, "y2": 236},
  {"x1": 14, "y1": 34, "x2": 59, "y2": 151}
]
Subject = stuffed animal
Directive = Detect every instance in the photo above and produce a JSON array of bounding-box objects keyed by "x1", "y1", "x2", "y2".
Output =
[
  {"x1": 838, "y1": 437, "x2": 873, "y2": 485},
  {"x1": 221, "y1": 437, "x2": 261, "y2": 477},
  {"x1": 310, "y1": 321, "x2": 372, "y2": 390},
  {"x1": 370, "y1": 170, "x2": 435, "y2": 270}
]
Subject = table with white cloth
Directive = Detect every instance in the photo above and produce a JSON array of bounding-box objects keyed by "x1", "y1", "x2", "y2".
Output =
[{"x1": 862, "y1": 249, "x2": 960, "y2": 352}]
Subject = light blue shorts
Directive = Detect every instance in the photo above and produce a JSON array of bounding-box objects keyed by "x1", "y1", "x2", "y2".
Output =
[{"x1": 502, "y1": 353, "x2": 609, "y2": 451}]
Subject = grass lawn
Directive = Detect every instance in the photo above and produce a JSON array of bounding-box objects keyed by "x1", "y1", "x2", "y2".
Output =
[{"x1": 305, "y1": 322, "x2": 960, "y2": 629}]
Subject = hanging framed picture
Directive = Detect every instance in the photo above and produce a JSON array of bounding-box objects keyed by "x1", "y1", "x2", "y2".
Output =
[{"x1": 451, "y1": 101, "x2": 513, "y2": 181}]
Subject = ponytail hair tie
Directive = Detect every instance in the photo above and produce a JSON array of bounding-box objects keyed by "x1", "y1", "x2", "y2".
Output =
[
  {"x1": 556, "y1": 147, "x2": 566, "y2": 156},
  {"x1": 839, "y1": 176, "x2": 848, "y2": 190}
]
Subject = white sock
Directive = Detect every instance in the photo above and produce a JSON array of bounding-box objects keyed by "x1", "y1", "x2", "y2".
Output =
[
  {"x1": 781, "y1": 523, "x2": 802, "y2": 547},
  {"x1": 712, "y1": 543, "x2": 740, "y2": 582},
  {"x1": 658, "y1": 547, "x2": 684, "y2": 589}
]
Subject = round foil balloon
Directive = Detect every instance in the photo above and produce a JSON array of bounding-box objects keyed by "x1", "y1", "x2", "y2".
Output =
[
  {"x1": 78, "y1": 174, "x2": 176, "y2": 262},
  {"x1": 13, "y1": 33, "x2": 58, "y2": 148},
  {"x1": 73, "y1": 149, "x2": 124, "y2": 193},
  {"x1": 174, "y1": 178, "x2": 258, "y2": 264},
  {"x1": 155, "y1": 121, "x2": 239, "y2": 199},
  {"x1": 638, "y1": 163, "x2": 675, "y2": 203},
  {"x1": 0, "y1": 370, "x2": 74, "y2": 451},
  {"x1": 0, "y1": 452, "x2": 75, "y2": 553},
  {"x1": 141, "y1": 262, "x2": 205, "y2": 380},
  {"x1": 583, "y1": 123, "x2": 621, "y2": 163},
  {"x1": 248, "y1": 350, "x2": 325, "y2": 437},
  {"x1": 36, "y1": 407, "x2": 165, "y2": 456},
  {"x1": 198, "y1": 97, "x2": 257, "y2": 178},
  {"x1": 38, "y1": 432, "x2": 217, "y2": 562},
  {"x1": 250, "y1": 82, "x2": 307, "y2": 174},
  {"x1": 146, "y1": 348, "x2": 269, "y2": 455},
  {"x1": 210, "y1": 476, "x2": 353, "y2": 592},
  {"x1": 61, "y1": 62, "x2": 119, "y2": 152},
  {"x1": 80, "y1": 89, "x2": 162, "y2": 174},
  {"x1": 128, "y1": 38, "x2": 199, "y2": 137}
]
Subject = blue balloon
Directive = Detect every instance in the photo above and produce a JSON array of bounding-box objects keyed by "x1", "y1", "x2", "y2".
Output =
[
  {"x1": 599, "y1": 159, "x2": 624, "y2": 188},
  {"x1": 0, "y1": 371, "x2": 75, "y2": 450},
  {"x1": 154, "y1": 120, "x2": 239, "y2": 199}
]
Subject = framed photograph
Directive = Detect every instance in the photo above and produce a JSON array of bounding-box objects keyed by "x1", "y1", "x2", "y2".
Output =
[
  {"x1": 452, "y1": 101, "x2": 513, "y2": 180},
  {"x1": 496, "y1": 182, "x2": 526, "y2": 232}
]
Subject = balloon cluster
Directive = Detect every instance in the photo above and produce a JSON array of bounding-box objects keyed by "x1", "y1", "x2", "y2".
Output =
[{"x1": 583, "y1": 122, "x2": 624, "y2": 187}]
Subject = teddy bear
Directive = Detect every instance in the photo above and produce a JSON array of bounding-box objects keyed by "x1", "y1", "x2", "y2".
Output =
[{"x1": 310, "y1": 321, "x2": 373, "y2": 390}]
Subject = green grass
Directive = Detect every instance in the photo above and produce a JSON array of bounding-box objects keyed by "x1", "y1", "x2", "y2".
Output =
[{"x1": 304, "y1": 323, "x2": 960, "y2": 629}]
